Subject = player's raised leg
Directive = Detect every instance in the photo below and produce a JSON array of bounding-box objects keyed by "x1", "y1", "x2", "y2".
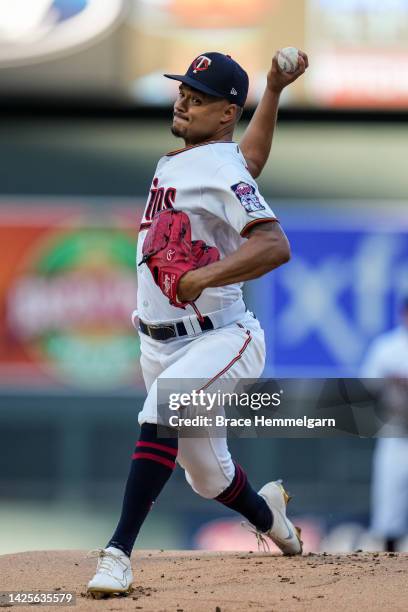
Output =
[
  {"x1": 162, "y1": 312, "x2": 302, "y2": 555},
  {"x1": 178, "y1": 437, "x2": 302, "y2": 556}
]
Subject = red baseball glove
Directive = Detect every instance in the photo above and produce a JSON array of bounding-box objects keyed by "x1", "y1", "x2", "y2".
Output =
[{"x1": 139, "y1": 209, "x2": 220, "y2": 313}]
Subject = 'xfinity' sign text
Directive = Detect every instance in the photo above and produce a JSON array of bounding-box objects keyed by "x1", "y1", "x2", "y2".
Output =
[{"x1": 253, "y1": 206, "x2": 408, "y2": 377}]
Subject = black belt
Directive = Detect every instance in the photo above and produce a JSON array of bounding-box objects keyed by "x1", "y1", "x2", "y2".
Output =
[{"x1": 139, "y1": 316, "x2": 214, "y2": 341}]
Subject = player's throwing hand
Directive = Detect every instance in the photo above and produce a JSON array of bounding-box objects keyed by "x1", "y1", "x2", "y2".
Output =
[{"x1": 267, "y1": 49, "x2": 309, "y2": 95}]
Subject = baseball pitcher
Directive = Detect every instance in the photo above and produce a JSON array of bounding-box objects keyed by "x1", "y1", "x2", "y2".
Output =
[{"x1": 88, "y1": 49, "x2": 309, "y2": 597}]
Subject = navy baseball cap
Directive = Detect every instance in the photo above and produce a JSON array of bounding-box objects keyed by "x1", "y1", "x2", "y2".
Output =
[{"x1": 164, "y1": 52, "x2": 249, "y2": 107}]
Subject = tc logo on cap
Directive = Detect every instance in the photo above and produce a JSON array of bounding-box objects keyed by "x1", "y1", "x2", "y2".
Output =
[{"x1": 192, "y1": 55, "x2": 212, "y2": 73}]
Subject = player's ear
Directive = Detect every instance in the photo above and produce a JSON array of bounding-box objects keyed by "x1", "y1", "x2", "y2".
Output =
[{"x1": 220, "y1": 103, "x2": 237, "y2": 125}]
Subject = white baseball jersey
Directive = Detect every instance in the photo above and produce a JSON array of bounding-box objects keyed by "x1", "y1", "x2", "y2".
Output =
[
  {"x1": 361, "y1": 325, "x2": 408, "y2": 432},
  {"x1": 360, "y1": 326, "x2": 408, "y2": 379},
  {"x1": 136, "y1": 141, "x2": 277, "y2": 323}
]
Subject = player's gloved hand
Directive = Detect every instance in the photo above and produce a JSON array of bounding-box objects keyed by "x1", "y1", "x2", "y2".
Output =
[
  {"x1": 139, "y1": 209, "x2": 220, "y2": 314},
  {"x1": 191, "y1": 240, "x2": 220, "y2": 269},
  {"x1": 267, "y1": 49, "x2": 309, "y2": 95}
]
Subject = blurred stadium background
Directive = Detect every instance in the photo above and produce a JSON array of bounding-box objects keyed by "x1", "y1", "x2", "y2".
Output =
[{"x1": 0, "y1": 0, "x2": 407, "y2": 555}]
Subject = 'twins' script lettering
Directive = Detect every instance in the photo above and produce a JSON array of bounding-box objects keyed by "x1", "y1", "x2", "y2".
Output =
[{"x1": 144, "y1": 178, "x2": 177, "y2": 221}]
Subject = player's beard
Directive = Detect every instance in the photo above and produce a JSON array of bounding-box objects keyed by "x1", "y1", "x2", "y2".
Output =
[
  {"x1": 171, "y1": 125, "x2": 184, "y2": 138},
  {"x1": 171, "y1": 114, "x2": 190, "y2": 140}
]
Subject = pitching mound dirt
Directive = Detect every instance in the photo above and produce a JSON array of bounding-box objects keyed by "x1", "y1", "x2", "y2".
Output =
[{"x1": 0, "y1": 550, "x2": 407, "y2": 611}]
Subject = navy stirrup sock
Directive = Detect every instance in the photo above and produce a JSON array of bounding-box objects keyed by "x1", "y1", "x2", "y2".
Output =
[
  {"x1": 215, "y1": 463, "x2": 273, "y2": 533},
  {"x1": 107, "y1": 423, "x2": 178, "y2": 557}
]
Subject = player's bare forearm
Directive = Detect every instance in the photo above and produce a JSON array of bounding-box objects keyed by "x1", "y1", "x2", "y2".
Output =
[
  {"x1": 239, "y1": 51, "x2": 309, "y2": 179},
  {"x1": 178, "y1": 222, "x2": 290, "y2": 302},
  {"x1": 240, "y1": 89, "x2": 280, "y2": 179}
]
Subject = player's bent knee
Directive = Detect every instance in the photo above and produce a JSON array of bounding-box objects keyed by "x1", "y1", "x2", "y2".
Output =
[{"x1": 184, "y1": 468, "x2": 233, "y2": 499}]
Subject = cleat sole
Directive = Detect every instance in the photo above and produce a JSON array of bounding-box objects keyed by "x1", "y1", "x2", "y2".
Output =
[
  {"x1": 87, "y1": 586, "x2": 133, "y2": 599},
  {"x1": 294, "y1": 526, "x2": 303, "y2": 554}
]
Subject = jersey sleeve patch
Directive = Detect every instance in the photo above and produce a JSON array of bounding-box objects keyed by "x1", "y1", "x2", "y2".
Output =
[{"x1": 231, "y1": 182, "x2": 266, "y2": 213}]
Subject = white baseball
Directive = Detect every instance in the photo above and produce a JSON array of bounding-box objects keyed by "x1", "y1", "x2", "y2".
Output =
[{"x1": 277, "y1": 47, "x2": 299, "y2": 73}]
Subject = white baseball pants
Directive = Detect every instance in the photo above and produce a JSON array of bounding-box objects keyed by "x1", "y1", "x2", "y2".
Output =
[
  {"x1": 371, "y1": 437, "x2": 408, "y2": 538},
  {"x1": 137, "y1": 311, "x2": 265, "y2": 499}
]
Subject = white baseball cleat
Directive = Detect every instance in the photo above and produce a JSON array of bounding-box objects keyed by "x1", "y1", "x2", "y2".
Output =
[
  {"x1": 244, "y1": 480, "x2": 303, "y2": 556},
  {"x1": 87, "y1": 546, "x2": 133, "y2": 598}
]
